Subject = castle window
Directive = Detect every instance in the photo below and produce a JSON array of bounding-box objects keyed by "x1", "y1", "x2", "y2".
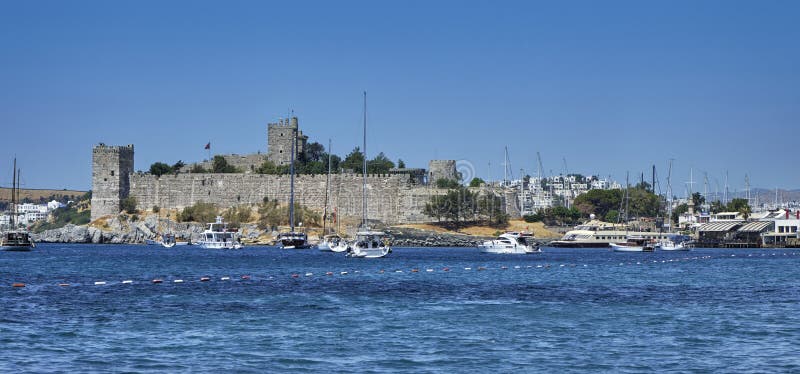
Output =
[
  {"x1": 104, "y1": 178, "x2": 107, "y2": 182},
  {"x1": 111, "y1": 170, "x2": 115, "y2": 176}
]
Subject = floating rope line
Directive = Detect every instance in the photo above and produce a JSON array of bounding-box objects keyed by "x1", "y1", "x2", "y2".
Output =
[{"x1": 4, "y1": 252, "x2": 799, "y2": 290}]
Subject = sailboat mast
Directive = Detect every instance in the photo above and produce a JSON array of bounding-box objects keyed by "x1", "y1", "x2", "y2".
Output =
[
  {"x1": 323, "y1": 139, "x2": 331, "y2": 235},
  {"x1": 362, "y1": 91, "x2": 368, "y2": 228},
  {"x1": 11, "y1": 158, "x2": 16, "y2": 228},
  {"x1": 289, "y1": 121, "x2": 296, "y2": 232}
]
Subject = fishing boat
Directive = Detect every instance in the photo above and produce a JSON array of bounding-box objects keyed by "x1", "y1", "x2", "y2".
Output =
[
  {"x1": 196, "y1": 216, "x2": 242, "y2": 249},
  {"x1": 610, "y1": 236, "x2": 656, "y2": 252},
  {"x1": 346, "y1": 91, "x2": 391, "y2": 259},
  {"x1": 478, "y1": 231, "x2": 540, "y2": 254},
  {"x1": 279, "y1": 119, "x2": 310, "y2": 249},
  {"x1": 1, "y1": 158, "x2": 35, "y2": 251},
  {"x1": 656, "y1": 235, "x2": 691, "y2": 251}
]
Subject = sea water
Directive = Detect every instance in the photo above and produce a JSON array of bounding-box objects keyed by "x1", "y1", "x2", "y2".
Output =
[{"x1": 1, "y1": 244, "x2": 799, "y2": 373}]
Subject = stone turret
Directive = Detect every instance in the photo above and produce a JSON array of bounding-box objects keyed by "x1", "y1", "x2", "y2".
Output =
[
  {"x1": 267, "y1": 116, "x2": 308, "y2": 166},
  {"x1": 428, "y1": 160, "x2": 459, "y2": 186},
  {"x1": 91, "y1": 143, "x2": 134, "y2": 221}
]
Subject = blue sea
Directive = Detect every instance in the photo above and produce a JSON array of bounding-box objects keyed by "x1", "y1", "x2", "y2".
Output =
[{"x1": 2, "y1": 244, "x2": 799, "y2": 373}]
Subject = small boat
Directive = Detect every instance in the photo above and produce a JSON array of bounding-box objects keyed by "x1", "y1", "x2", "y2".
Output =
[
  {"x1": 346, "y1": 230, "x2": 391, "y2": 258},
  {"x1": 161, "y1": 233, "x2": 176, "y2": 248},
  {"x1": 144, "y1": 239, "x2": 159, "y2": 245},
  {"x1": 278, "y1": 231, "x2": 311, "y2": 249},
  {"x1": 478, "y1": 232, "x2": 540, "y2": 254},
  {"x1": 196, "y1": 216, "x2": 242, "y2": 249},
  {"x1": 318, "y1": 234, "x2": 349, "y2": 252},
  {"x1": 1, "y1": 158, "x2": 34, "y2": 252},
  {"x1": 656, "y1": 235, "x2": 691, "y2": 251},
  {"x1": 610, "y1": 236, "x2": 655, "y2": 252}
]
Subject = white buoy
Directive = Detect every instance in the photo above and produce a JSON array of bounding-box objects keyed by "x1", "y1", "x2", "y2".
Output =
[
  {"x1": 305, "y1": 273, "x2": 313, "y2": 277},
  {"x1": 464, "y1": 267, "x2": 472, "y2": 270},
  {"x1": 94, "y1": 281, "x2": 106, "y2": 286},
  {"x1": 174, "y1": 279, "x2": 184, "y2": 283},
  {"x1": 221, "y1": 277, "x2": 230, "y2": 281},
  {"x1": 122, "y1": 280, "x2": 133, "y2": 284},
  {"x1": 426, "y1": 269, "x2": 434, "y2": 272}
]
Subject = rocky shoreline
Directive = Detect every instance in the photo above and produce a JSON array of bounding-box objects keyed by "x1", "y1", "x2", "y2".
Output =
[{"x1": 32, "y1": 216, "x2": 506, "y2": 247}]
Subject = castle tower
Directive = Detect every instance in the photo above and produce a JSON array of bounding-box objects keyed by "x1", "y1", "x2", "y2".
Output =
[
  {"x1": 90, "y1": 143, "x2": 134, "y2": 221},
  {"x1": 267, "y1": 116, "x2": 308, "y2": 166},
  {"x1": 428, "y1": 160, "x2": 459, "y2": 186}
]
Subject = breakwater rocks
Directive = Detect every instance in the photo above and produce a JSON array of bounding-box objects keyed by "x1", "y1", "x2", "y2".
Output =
[
  {"x1": 387, "y1": 227, "x2": 489, "y2": 247},
  {"x1": 33, "y1": 215, "x2": 264, "y2": 244}
]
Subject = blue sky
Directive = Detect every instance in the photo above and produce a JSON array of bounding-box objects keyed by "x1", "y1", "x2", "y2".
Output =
[{"x1": 1, "y1": 0, "x2": 798, "y2": 195}]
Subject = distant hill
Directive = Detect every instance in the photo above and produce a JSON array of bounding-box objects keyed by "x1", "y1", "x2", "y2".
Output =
[{"x1": 0, "y1": 188, "x2": 88, "y2": 203}]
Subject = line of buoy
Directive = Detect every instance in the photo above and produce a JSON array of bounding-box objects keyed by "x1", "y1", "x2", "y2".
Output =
[{"x1": 6, "y1": 251, "x2": 799, "y2": 289}]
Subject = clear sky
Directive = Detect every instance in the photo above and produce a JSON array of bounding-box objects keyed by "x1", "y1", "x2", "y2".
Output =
[{"x1": 1, "y1": 0, "x2": 798, "y2": 195}]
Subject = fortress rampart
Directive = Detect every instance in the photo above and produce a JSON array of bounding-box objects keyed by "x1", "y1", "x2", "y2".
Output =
[{"x1": 128, "y1": 172, "x2": 440, "y2": 224}]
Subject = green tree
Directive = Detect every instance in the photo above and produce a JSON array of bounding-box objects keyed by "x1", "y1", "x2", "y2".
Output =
[
  {"x1": 397, "y1": 159, "x2": 406, "y2": 168},
  {"x1": 212, "y1": 156, "x2": 239, "y2": 173},
  {"x1": 149, "y1": 162, "x2": 173, "y2": 177},
  {"x1": 303, "y1": 142, "x2": 326, "y2": 162},
  {"x1": 172, "y1": 160, "x2": 186, "y2": 172},
  {"x1": 436, "y1": 178, "x2": 461, "y2": 189},
  {"x1": 692, "y1": 192, "x2": 706, "y2": 208},
  {"x1": 178, "y1": 202, "x2": 218, "y2": 223},
  {"x1": 469, "y1": 177, "x2": 486, "y2": 187},
  {"x1": 341, "y1": 147, "x2": 365, "y2": 172},
  {"x1": 190, "y1": 164, "x2": 208, "y2": 173},
  {"x1": 368, "y1": 152, "x2": 395, "y2": 174},
  {"x1": 120, "y1": 196, "x2": 138, "y2": 214},
  {"x1": 573, "y1": 189, "x2": 623, "y2": 219}
]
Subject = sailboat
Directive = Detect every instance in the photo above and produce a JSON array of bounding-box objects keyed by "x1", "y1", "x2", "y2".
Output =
[
  {"x1": 346, "y1": 91, "x2": 391, "y2": 258},
  {"x1": 655, "y1": 160, "x2": 689, "y2": 251},
  {"x1": 318, "y1": 139, "x2": 348, "y2": 252},
  {"x1": 278, "y1": 120, "x2": 310, "y2": 249},
  {"x1": 1, "y1": 158, "x2": 35, "y2": 251},
  {"x1": 610, "y1": 173, "x2": 654, "y2": 252}
]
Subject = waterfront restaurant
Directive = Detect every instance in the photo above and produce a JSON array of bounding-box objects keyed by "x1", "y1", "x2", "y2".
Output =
[{"x1": 761, "y1": 214, "x2": 800, "y2": 247}]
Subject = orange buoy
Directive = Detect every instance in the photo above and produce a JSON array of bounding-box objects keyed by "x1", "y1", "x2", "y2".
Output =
[
  {"x1": 443, "y1": 267, "x2": 450, "y2": 272},
  {"x1": 200, "y1": 277, "x2": 210, "y2": 282},
  {"x1": 326, "y1": 272, "x2": 333, "y2": 276},
  {"x1": 58, "y1": 283, "x2": 70, "y2": 287},
  {"x1": 291, "y1": 274, "x2": 299, "y2": 278},
  {"x1": 152, "y1": 279, "x2": 163, "y2": 284},
  {"x1": 411, "y1": 269, "x2": 419, "y2": 273},
  {"x1": 241, "y1": 275, "x2": 251, "y2": 280},
  {"x1": 12, "y1": 283, "x2": 25, "y2": 288},
  {"x1": 478, "y1": 266, "x2": 487, "y2": 271}
]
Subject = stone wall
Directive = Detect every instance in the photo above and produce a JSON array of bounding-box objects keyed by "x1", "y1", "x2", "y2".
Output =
[
  {"x1": 90, "y1": 144, "x2": 134, "y2": 221},
  {"x1": 128, "y1": 172, "x2": 448, "y2": 225},
  {"x1": 188, "y1": 153, "x2": 267, "y2": 174}
]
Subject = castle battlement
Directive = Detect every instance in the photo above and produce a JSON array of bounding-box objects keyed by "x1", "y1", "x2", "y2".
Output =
[{"x1": 90, "y1": 114, "x2": 477, "y2": 224}]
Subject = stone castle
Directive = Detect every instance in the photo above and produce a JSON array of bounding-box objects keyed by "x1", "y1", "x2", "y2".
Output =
[{"x1": 90, "y1": 117, "x2": 496, "y2": 225}]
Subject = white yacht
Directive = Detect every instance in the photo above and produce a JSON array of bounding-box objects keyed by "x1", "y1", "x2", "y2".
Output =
[
  {"x1": 196, "y1": 216, "x2": 242, "y2": 249},
  {"x1": 318, "y1": 234, "x2": 348, "y2": 252},
  {"x1": 479, "y1": 232, "x2": 540, "y2": 254},
  {"x1": 549, "y1": 220, "x2": 668, "y2": 248},
  {"x1": 346, "y1": 91, "x2": 391, "y2": 259},
  {"x1": 346, "y1": 230, "x2": 391, "y2": 258}
]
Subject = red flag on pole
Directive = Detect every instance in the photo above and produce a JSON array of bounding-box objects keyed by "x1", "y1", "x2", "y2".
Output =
[{"x1": 204, "y1": 142, "x2": 211, "y2": 150}]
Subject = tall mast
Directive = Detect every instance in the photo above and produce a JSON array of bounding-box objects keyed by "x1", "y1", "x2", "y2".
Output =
[
  {"x1": 11, "y1": 158, "x2": 16, "y2": 228},
  {"x1": 666, "y1": 159, "x2": 673, "y2": 231},
  {"x1": 362, "y1": 91, "x2": 368, "y2": 228},
  {"x1": 289, "y1": 120, "x2": 296, "y2": 232},
  {"x1": 323, "y1": 139, "x2": 332, "y2": 235}
]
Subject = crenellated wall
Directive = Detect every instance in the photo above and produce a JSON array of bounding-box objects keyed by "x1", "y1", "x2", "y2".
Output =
[{"x1": 129, "y1": 172, "x2": 446, "y2": 224}]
